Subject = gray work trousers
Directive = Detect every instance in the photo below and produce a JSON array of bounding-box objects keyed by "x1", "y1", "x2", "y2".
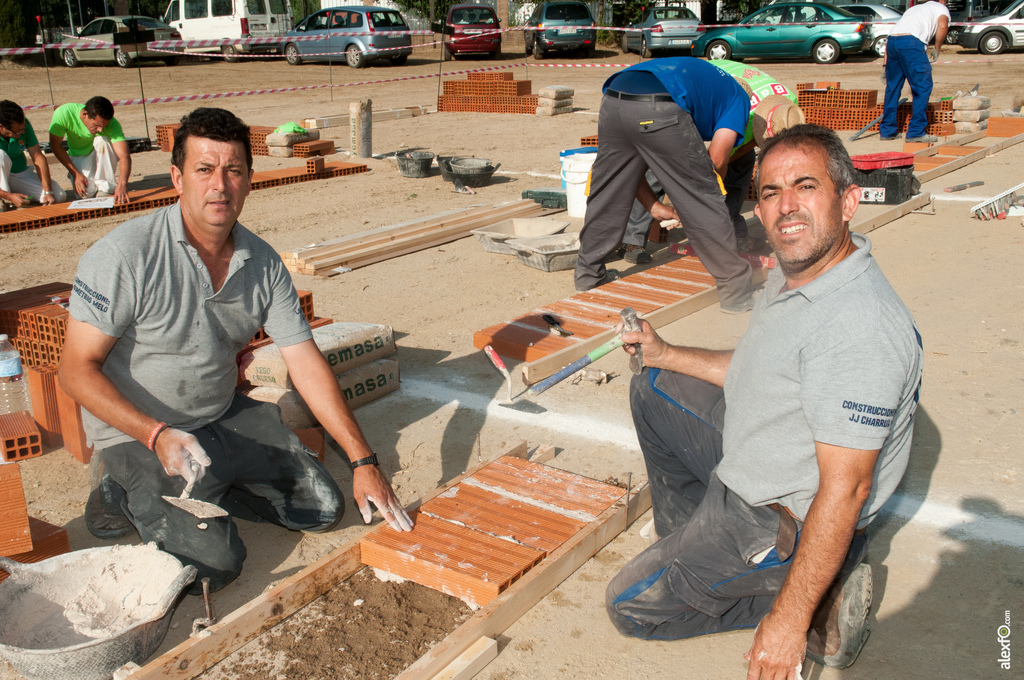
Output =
[
  {"x1": 606, "y1": 369, "x2": 866, "y2": 640},
  {"x1": 575, "y1": 95, "x2": 752, "y2": 305},
  {"x1": 98, "y1": 394, "x2": 344, "y2": 592},
  {"x1": 626, "y1": 149, "x2": 755, "y2": 246}
]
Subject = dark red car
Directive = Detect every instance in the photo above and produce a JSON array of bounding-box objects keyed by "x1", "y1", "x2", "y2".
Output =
[{"x1": 433, "y1": 4, "x2": 502, "y2": 60}]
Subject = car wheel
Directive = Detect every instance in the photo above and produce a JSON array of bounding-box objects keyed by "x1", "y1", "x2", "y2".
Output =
[
  {"x1": 163, "y1": 55, "x2": 179, "y2": 66},
  {"x1": 390, "y1": 54, "x2": 408, "y2": 65},
  {"x1": 62, "y1": 49, "x2": 79, "y2": 68},
  {"x1": 285, "y1": 43, "x2": 302, "y2": 66},
  {"x1": 812, "y1": 38, "x2": 840, "y2": 65},
  {"x1": 706, "y1": 39, "x2": 731, "y2": 60},
  {"x1": 586, "y1": 46, "x2": 596, "y2": 59},
  {"x1": 641, "y1": 36, "x2": 652, "y2": 59},
  {"x1": 979, "y1": 31, "x2": 1007, "y2": 55},
  {"x1": 533, "y1": 40, "x2": 545, "y2": 60},
  {"x1": 346, "y1": 44, "x2": 367, "y2": 68},
  {"x1": 621, "y1": 32, "x2": 630, "y2": 54},
  {"x1": 222, "y1": 44, "x2": 240, "y2": 63},
  {"x1": 443, "y1": 43, "x2": 452, "y2": 61},
  {"x1": 873, "y1": 36, "x2": 887, "y2": 58},
  {"x1": 490, "y1": 49, "x2": 501, "y2": 60},
  {"x1": 115, "y1": 49, "x2": 134, "y2": 68}
]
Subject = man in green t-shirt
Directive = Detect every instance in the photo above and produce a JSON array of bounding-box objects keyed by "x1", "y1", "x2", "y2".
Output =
[
  {"x1": 48, "y1": 96, "x2": 132, "y2": 204},
  {"x1": 0, "y1": 100, "x2": 66, "y2": 209}
]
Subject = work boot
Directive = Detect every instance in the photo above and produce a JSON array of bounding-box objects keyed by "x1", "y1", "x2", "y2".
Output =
[
  {"x1": 621, "y1": 244, "x2": 652, "y2": 264},
  {"x1": 85, "y1": 471, "x2": 135, "y2": 540},
  {"x1": 905, "y1": 134, "x2": 938, "y2": 144},
  {"x1": 720, "y1": 293, "x2": 755, "y2": 314},
  {"x1": 575, "y1": 269, "x2": 620, "y2": 293},
  {"x1": 806, "y1": 563, "x2": 873, "y2": 669}
]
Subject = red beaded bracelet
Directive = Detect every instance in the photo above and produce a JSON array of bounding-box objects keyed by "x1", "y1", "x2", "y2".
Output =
[{"x1": 147, "y1": 422, "x2": 170, "y2": 451}]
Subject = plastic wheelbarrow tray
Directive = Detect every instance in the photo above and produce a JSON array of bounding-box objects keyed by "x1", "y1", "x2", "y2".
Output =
[
  {"x1": 0, "y1": 543, "x2": 197, "y2": 680},
  {"x1": 471, "y1": 217, "x2": 571, "y2": 255},
  {"x1": 507, "y1": 233, "x2": 581, "y2": 272}
]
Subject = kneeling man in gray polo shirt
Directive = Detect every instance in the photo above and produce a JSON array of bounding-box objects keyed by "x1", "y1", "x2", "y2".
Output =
[
  {"x1": 58, "y1": 107, "x2": 413, "y2": 593},
  {"x1": 605, "y1": 125, "x2": 923, "y2": 674}
]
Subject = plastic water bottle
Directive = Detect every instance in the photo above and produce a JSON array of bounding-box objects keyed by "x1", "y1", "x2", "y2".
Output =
[{"x1": 0, "y1": 334, "x2": 31, "y2": 414}]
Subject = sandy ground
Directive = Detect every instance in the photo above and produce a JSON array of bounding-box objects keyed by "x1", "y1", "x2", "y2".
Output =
[{"x1": 1, "y1": 45, "x2": 1022, "y2": 679}]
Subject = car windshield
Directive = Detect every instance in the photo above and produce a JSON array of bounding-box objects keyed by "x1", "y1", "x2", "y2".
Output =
[
  {"x1": 452, "y1": 8, "x2": 496, "y2": 24},
  {"x1": 123, "y1": 17, "x2": 165, "y2": 30},
  {"x1": 544, "y1": 4, "x2": 591, "y2": 21},
  {"x1": 653, "y1": 8, "x2": 697, "y2": 20},
  {"x1": 369, "y1": 11, "x2": 407, "y2": 28}
]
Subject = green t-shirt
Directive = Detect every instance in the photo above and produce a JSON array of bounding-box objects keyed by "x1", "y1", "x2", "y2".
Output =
[
  {"x1": 0, "y1": 118, "x2": 38, "y2": 174},
  {"x1": 711, "y1": 61, "x2": 798, "y2": 148},
  {"x1": 48, "y1": 103, "x2": 126, "y2": 157}
]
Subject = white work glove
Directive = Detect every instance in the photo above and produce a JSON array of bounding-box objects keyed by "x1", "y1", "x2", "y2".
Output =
[
  {"x1": 155, "y1": 428, "x2": 212, "y2": 484},
  {"x1": 927, "y1": 47, "x2": 939, "y2": 63}
]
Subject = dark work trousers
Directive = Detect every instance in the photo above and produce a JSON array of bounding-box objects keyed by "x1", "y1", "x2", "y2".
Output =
[
  {"x1": 606, "y1": 369, "x2": 867, "y2": 640},
  {"x1": 98, "y1": 394, "x2": 344, "y2": 592},
  {"x1": 881, "y1": 35, "x2": 933, "y2": 139},
  {"x1": 724, "y1": 149, "x2": 757, "y2": 240},
  {"x1": 624, "y1": 171, "x2": 662, "y2": 248},
  {"x1": 574, "y1": 94, "x2": 753, "y2": 306}
]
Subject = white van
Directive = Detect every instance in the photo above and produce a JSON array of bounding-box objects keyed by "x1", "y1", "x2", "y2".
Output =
[{"x1": 162, "y1": 0, "x2": 293, "y2": 60}]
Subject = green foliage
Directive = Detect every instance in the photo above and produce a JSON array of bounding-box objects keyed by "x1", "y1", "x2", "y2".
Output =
[
  {"x1": 719, "y1": 0, "x2": 761, "y2": 21},
  {"x1": 0, "y1": 0, "x2": 32, "y2": 48},
  {"x1": 389, "y1": 0, "x2": 461, "y2": 23}
]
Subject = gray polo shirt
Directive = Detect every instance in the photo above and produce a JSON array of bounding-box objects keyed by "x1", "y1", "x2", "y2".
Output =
[
  {"x1": 70, "y1": 203, "x2": 312, "y2": 450},
  {"x1": 717, "y1": 233, "x2": 923, "y2": 527}
]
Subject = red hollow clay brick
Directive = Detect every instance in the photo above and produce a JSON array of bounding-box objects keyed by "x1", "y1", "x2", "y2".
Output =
[
  {"x1": 0, "y1": 517, "x2": 71, "y2": 583},
  {"x1": 54, "y1": 381, "x2": 92, "y2": 464},
  {"x1": 0, "y1": 463, "x2": 32, "y2": 557},
  {"x1": 0, "y1": 411, "x2": 43, "y2": 462},
  {"x1": 25, "y1": 365, "x2": 62, "y2": 447}
]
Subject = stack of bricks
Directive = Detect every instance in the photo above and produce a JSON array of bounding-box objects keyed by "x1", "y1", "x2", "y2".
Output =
[
  {"x1": 248, "y1": 126, "x2": 277, "y2": 157},
  {"x1": 796, "y1": 82, "x2": 955, "y2": 135},
  {"x1": 438, "y1": 72, "x2": 539, "y2": 115},
  {"x1": 155, "y1": 123, "x2": 181, "y2": 153},
  {"x1": 0, "y1": 282, "x2": 71, "y2": 370}
]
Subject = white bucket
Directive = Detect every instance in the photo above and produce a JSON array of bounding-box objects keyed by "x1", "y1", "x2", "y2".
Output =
[{"x1": 561, "y1": 152, "x2": 597, "y2": 219}]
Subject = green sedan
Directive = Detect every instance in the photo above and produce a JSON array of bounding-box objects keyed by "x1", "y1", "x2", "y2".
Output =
[{"x1": 693, "y1": 2, "x2": 871, "y2": 64}]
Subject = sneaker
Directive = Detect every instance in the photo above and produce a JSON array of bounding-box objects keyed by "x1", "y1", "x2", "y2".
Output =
[
  {"x1": 806, "y1": 563, "x2": 873, "y2": 669},
  {"x1": 575, "y1": 269, "x2": 621, "y2": 293},
  {"x1": 905, "y1": 134, "x2": 938, "y2": 144},
  {"x1": 720, "y1": 294, "x2": 754, "y2": 314},
  {"x1": 622, "y1": 244, "x2": 652, "y2": 265},
  {"x1": 85, "y1": 478, "x2": 135, "y2": 540}
]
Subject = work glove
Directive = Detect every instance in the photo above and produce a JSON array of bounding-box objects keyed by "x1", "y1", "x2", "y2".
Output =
[
  {"x1": 155, "y1": 428, "x2": 212, "y2": 484},
  {"x1": 927, "y1": 47, "x2": 939, "y2": 63}
]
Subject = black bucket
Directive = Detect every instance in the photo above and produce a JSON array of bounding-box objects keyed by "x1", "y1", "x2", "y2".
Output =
[{"x1": 397, "y1": 151, "x2": 435, "y2": 178}]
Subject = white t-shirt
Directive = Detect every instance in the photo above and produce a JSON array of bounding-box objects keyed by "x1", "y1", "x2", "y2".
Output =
[{"x1": 891, "y1": 1, "x2": 951, "y2": 45}]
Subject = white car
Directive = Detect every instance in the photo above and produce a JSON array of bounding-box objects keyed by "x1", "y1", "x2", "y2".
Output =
[{"x1": 838, "y1": 3, "x2": 903, "y2": 56}]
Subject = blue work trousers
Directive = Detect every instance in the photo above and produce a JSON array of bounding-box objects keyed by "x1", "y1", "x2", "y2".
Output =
[{"x1": 881, "y1": 35, "x2": 933, "y2": 139}]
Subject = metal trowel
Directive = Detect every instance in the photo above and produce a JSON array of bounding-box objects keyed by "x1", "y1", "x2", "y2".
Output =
[
  {"x1": 162, "y1": 461, "x2": 227, "y2": 519},
  {"x1": 483, "y1": 345, "x2": 547, "y2": 414}
]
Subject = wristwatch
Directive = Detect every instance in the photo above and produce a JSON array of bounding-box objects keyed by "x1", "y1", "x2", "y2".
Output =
[
  {"x1": 349, "y1": 453, "x2": 379, "y2": 469},
  {"x1": 42, "y1": 191, "x2": 52, "y2": 196}
]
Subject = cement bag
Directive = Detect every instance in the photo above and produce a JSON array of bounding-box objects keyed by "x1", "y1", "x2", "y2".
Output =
[
  {"x1": 244, "y1": 358, "x2": 401, "y2": 428},
  {"x1": 537, "y1": 86, "x2": 574, "y2": 100},
  {"x1": 265, "y1": 130, "x2": 321, "y2": 147},
  {"x1": 240, "y1": 322, "x2": 395, "y2": 389}
]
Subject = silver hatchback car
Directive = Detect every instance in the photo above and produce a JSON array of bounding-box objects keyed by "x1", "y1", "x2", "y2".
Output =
[{"x1": 283, "y1": 6, "x2": 413, "y2": 68}]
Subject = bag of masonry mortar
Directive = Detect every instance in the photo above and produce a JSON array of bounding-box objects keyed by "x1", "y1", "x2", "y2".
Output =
[
  {"x1": 239, "y1": 322, "x2": 395, "y2": 389},
  {"x1": 537, "y1": 86, "x2": 574, "y2": 100},
  {"x1": 952, "y1": 96, "x2": 990, "y2": 111},
  {"x1": 954, "y1": 120, "x2": 988, "y2": 133},
  {"x1": 244, "y1": 358, "x2": 401, "y2": 429},
  {"x1": 537, "y1": 102, "x2": 574, "y2": 116},
  {"x1": 265, "y1": 129, "x2": 321, "y2": 147},
  {"x1": 953, "y1": 109, "x2": 990, "y2": 122}
]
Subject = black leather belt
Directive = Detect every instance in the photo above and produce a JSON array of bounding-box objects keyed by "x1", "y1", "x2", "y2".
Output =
[{"x1": 606, "y1": 89, "x2": 673, "y2": 102}]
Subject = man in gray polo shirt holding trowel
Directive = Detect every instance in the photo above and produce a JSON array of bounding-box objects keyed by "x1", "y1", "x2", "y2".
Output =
[
  {"x1": 59, "y1": 107, "x2": 412, "y2": 593},
  {"x1": 605, "y1": 125, "x2": 923, "y2": 674}
]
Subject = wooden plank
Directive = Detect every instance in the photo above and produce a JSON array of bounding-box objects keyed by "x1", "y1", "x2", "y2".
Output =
[
  {"x1": 396, "y1": 496, "x2": 629, "y2": 680},
  {"x1": 288, "y1": 201, "x2": 540, "y2": 263},
  {"x1": 430, "y1": 637, "x2": 497, "y2": 680},
  {"x1": 127, "y1": 441, "x2": 530, "y2": 680},
  {"x1": 626, "y1": 482, "x2": 652, "y2": 527},
  {"x1": 915, "y1": 131, "x2": 1024, "y2": 184},
  {"x1": 521, "y1": 267, "x2": 768, "y2": 385},
  {"x1": 850, "y1": 192, "x2": 931, "y2": 235},
  {"x1": 912, "y1": 129, "x2": 987, "y2": 157}
]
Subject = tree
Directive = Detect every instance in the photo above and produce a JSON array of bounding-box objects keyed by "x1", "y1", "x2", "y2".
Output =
[{"x1": 0, "y1": 0, "x2": 33, "y2": 49}]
